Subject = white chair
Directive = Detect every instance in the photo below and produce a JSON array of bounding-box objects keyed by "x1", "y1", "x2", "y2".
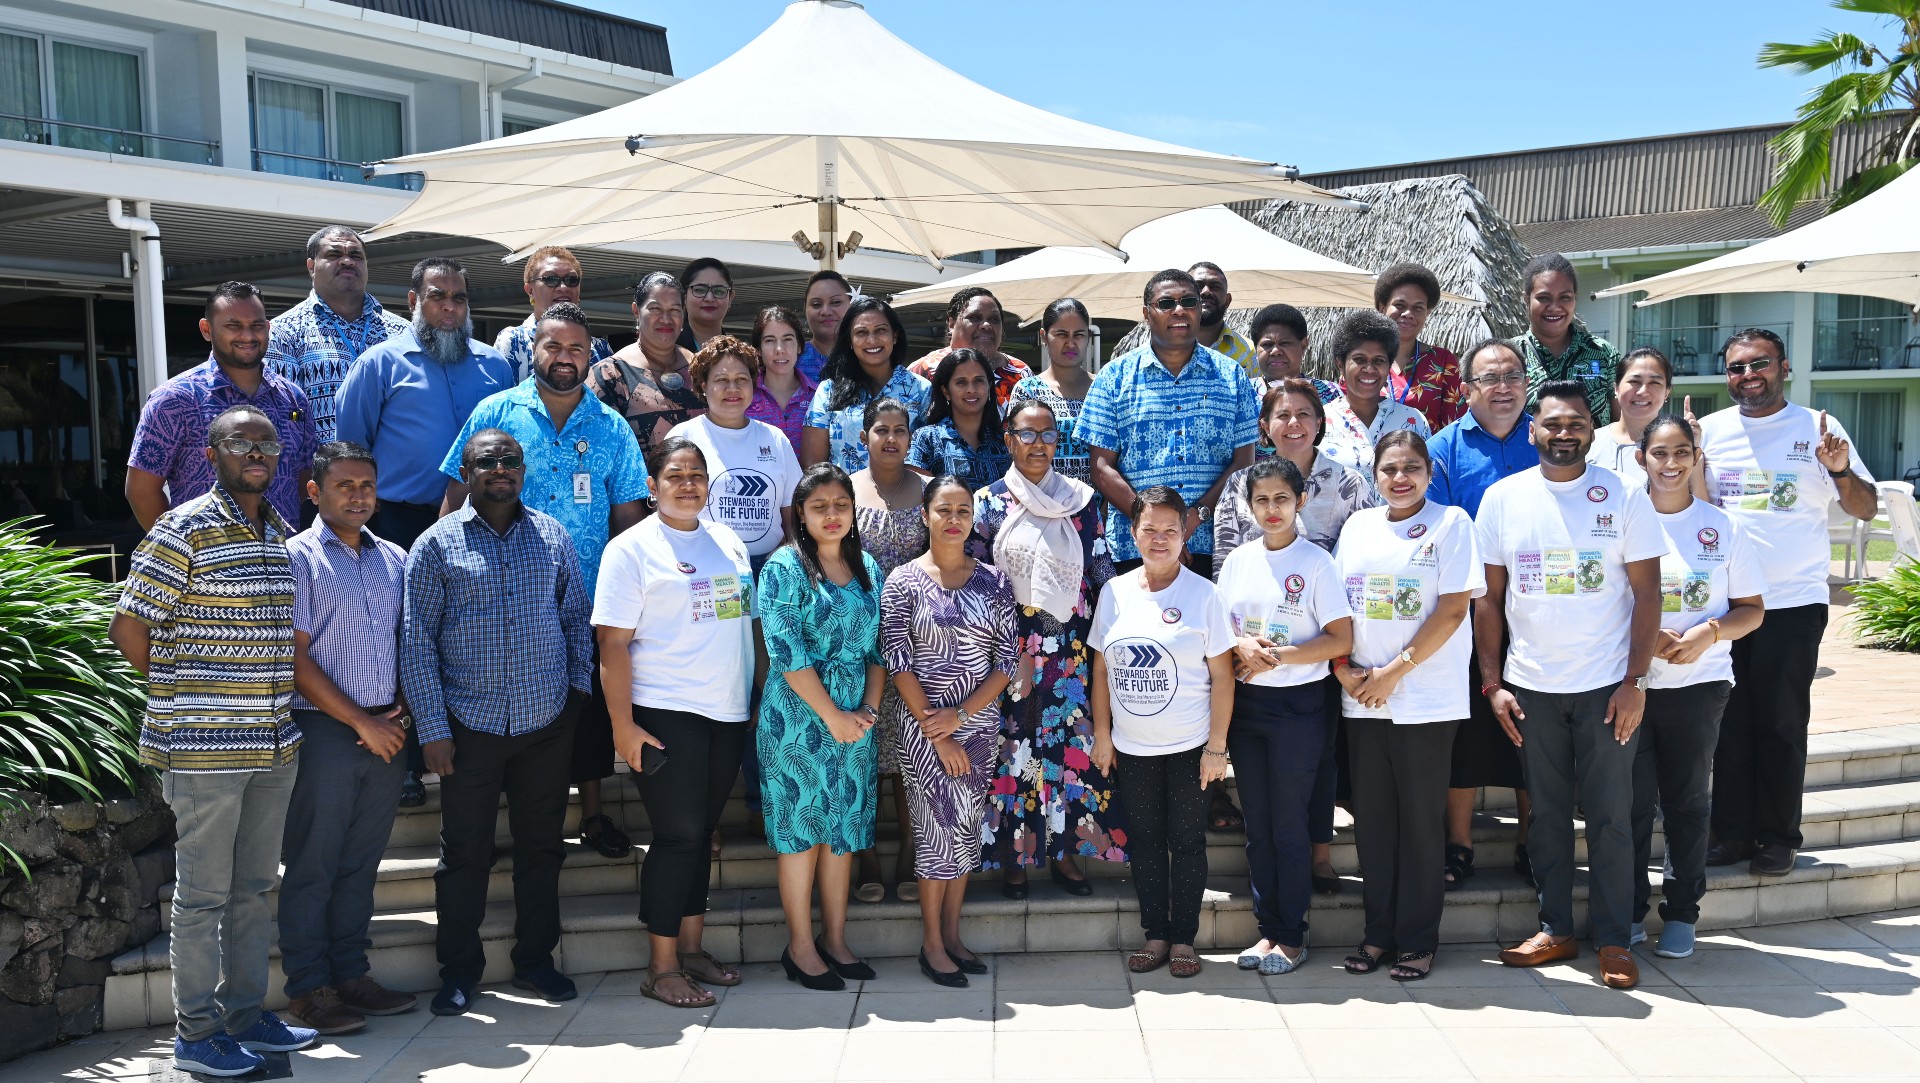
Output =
[
  {"x1": 1830, "y1": 494, "x2": 1870, "y2": 580},
  {"x1": 1878, "y1": 480, "x2": 1920, "y2": 567}
]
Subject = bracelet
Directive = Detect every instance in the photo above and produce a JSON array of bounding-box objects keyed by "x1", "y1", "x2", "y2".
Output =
[
  {"x1": 1707, "y1": 617, "x2": 1722, "y2": 643},
  {"x1": 1829, "y1": 467, "x2": 1851, "y2": 479},
  {"x1": 1479, "y1": 682, "x2": 1502, "y2": 698},
  {"x1": 1331, "y1": 656, "x2": 1351, "y2": 671},
  {"x1": 1202, "y1": 748, "x2": 1229, "y2": 759}
]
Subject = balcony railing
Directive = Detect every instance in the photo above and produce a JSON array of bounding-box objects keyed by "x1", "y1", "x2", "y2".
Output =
[
  {"x1": 0, "y1": 113, "x2": 219, "y2": 164},
  {"x1": 1628, "y1": 325, "x2": 1738, "y2": 377},
  {"x1": 1814, "y1": 315, "x2": 1920, "y2": 371},
  {"x1": 251, "y1": 149, "x2": 421, "y2": 192}
]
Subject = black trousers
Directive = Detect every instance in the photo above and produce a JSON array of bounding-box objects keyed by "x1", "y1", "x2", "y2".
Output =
[
  {"x1": 1115, "y1": 746, "x2": 1209, "y2": 944},
  {"x1": 1634, "y1": 681, "x2": 1730, "y2": 926},
  {"x1": 434, "y1": 714, "x2": 574, "y2": 985},
  {"x1": 633, "y1": 706, "x2": 746, "y2": 937},
  {"x1": 1308, "y1": 677, "x2": 1343, "y2": 845},
  {"x1": 1713, "y1": 603, "x2": 1827, "y2": 849},
  {"x1": 1347, "y1": 716, "x2": 1460, "y2": 954},
  {"x1": 1226, "y1": 683, "x2": 1324, "y2": 947}
]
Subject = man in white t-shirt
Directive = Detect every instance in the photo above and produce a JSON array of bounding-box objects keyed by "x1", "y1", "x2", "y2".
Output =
[
  {"x1": 1700, "y1": 328, "x2": 1878, "y2": 877},
  {"x1": 1475, "y1": 381, "x2": 1664, "y2": 990}
]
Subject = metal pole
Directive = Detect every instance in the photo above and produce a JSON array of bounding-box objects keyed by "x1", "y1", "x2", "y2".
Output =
[
  {"x1": 818, "y1": 138, "x2": 839, "y2": 271},
  {"x1": 84, "y1": 294, "x2": 100, "y2": 489}
]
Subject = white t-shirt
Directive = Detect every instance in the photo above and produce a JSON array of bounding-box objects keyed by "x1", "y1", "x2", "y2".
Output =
[
  {"x1": 1089, "y1": 566, "x2": 1235, "y2": 756},
  {"x1": 1333, "y1": 501, "x2": 1486, "y2": 724},
  {"x1": 1474, "y1": 465, "x2": 1667, "y2": 694},
  {"x1": 666, "y1": 415, "x2": 802, "y2": 558},
  {"x1": 1216, "y1": 534, "x2": 1352, "y2": 688},
  {"x1": 1585, "y1": 428, "x2": 1647, "y2": 491},
  {"x1": 1648, "y1": 498, "x2": 1768, "y2": 689},
  {"x1": 591, "y1": 516, "x2": 756, "y2": 721},
  {"x1": 1700, "y1": 403, "x2": 1875, "y2": 609}
]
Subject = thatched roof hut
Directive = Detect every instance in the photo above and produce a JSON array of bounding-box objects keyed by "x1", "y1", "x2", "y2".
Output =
[{"x1": 1109, "y1": 175, "x2": 1532, "y2": 378}]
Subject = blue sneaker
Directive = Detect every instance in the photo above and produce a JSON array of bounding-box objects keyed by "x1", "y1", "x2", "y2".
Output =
[
  {"x1": 228, "y1": 1008, "x2": 318, "y2": 1052},
  {"x1": 173, "y1": 1034, "x2": 264, "y2": 1077},
  {"x1": 1656, "y1": 920, "x2": 1697, "y2": 959}
]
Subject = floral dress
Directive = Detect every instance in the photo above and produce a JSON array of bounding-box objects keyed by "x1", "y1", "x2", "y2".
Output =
[
  {"x1": 588, "y1": 351, "x2": 705, "y2": 460},
  {"x1": 970, "y1": 482, "x2": 1129, "y2": 869},
  {"x1": 856, "y1": 501, "x2": 929, "y2": 772},
  {"x1": 755, "y1": 547, "x2": 884, "y2": 855},
  {"x1": 880, "y1": 561, "x2": 1019, "y2": 879}
]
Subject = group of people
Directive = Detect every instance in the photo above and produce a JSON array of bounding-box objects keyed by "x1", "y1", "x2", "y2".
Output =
[{"x1": 108, "y1": 225, "x2": 1875, "y2": 1074}]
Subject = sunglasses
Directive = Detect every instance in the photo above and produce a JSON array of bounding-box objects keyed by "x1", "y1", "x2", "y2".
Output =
[
  {"x1": 1009, "y1": 429, "x2": 1060, "y2": 445},
  {"x1": 535, "y1": 275, "x2": 582, "y2": 289},
  {"x1": 215, "y1": 437, "x2": 282, "y2": 457},
  {"x1": 1725, "y1": 358, "x2": 1778, "y2": 376},
  {"x1": 688, "y1": 284, "x2": 733, "y2": 300},
  {"x1": 472, "y1": 455, "x2": 525, "y2": 472},
  {"x1": 1150, "y1": 295, "x2": 1201, "y2": 312}
]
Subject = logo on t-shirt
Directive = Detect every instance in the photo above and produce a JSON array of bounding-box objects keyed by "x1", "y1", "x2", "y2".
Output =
[
  {"x1": 758, "y1": 444, "x2": 775, "y2": 460},
  {"x1": 1697, "y1": 527, "x2": 1719, "y2": 552},
  {"x1": 707, "y1": 468, "x2": 778, "y2": 543},
  {"x1": 1107, "y1": 637, "x2": 1177, "y2": 716},
  {"x1": 1587, "y1": 485, "x2": 1609, "y2": 503},
  {"x1": 675, "y1": 561, "x2": 697, "y2": 574},
  {"x1": 1283, "y1": 574, "x2": 1305, "y2": 604},
  {"x1": 1161, "y1": 607, "x2": 1181, "y2": 624},
  {"x1": 1405, "y1": 523, "x2": 1428, "y2": 539}
]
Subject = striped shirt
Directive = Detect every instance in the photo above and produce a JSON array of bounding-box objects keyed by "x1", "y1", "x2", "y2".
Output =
[
  {"x1": 116, "y1": 488, "x2": 300, "y2": 772},
  {"x1": 288, "y1": 520, "x2": 407, "y2": 711},
  {"x1": 266, "y1": 291, "x2": 410, "y2": 442}
]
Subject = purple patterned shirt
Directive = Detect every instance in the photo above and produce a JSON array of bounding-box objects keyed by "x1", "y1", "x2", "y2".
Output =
[
  {"x1": 745, "y1": 370, "x2": 818, "y2": 451},
  {"x1": 127, "y1": 356, "x2": 320, "y2": 526}
]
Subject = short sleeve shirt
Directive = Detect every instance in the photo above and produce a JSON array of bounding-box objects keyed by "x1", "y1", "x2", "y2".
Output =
[
  {"x1": 1514, "y1": 321, "x2": 1621, "y2": 426},
  {"x1": 1334, "y1": 501, "x2": 1485, "y2": 723},
  {"x1": 804, "y1": 366, "x2": 933, "y2": 472},
  {"x1": 907, "y1": 348, "x2": 1031, "y2": 408},
  {"x1": 1648, "y1": 499, "x2": 1768, "y2": 689},
  {"x1": 1387, "y1": 342, "x2": 1468, "y2": 431},
  {"x1": 586, "y1": 352, "x2": 707, "y2": 462},
  {"x1": 1007, "y1": 375, "x2": 1091, "y2": 482},
  {"x1": 1216, "y1": 535, "x2": 1352, "y2": 688},
  {"x1": 288, "y1": 521, "x2": 407, "y2": 710},
  {"x1": 127, "y1": 357, "x2": 320, "y2": 527},
  {"x1": 265, "y1": 291, "x2": 410, "y2": 443},
  {"x1": 494, "y1": 314, "x2": 613, "y2": 385},
  {"x1": 1089, "y1": 566, "x2": 1235, "y2": 755},
  {"x1": 591, "y1": 516, "x2": 756, "y2": 720},
  {"x1": 666, "y1": 415, "x2": 802, "y2": 558},
  {"x1": 1320, "y1": 395, "x2": 1432, "y2": 488},
  {"x1": 745, "y1": 370, "x2": 818, "y2": 451},
  {"x1": 907, "y1": 418, "x2": 1013, "y2": 492}
]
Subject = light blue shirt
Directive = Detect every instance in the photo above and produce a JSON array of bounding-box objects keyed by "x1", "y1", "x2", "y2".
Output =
[
  {"x1": 439, "y1": 380, "x2": 648, "y2": 599},
  {"x1": 1425, "y1": 411, "x2": 1539, "y2": 519},
  {"x1": 335, "y1": 330, "x2": 515, "y2": 505},
  {"x1": 804, "y1": 366, "x2": 932, "y2": 472}
]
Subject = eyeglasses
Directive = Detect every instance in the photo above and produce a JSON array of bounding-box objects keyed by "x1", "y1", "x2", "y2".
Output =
[
  {"x1": 688, "y1": 284, "x2": 733, "y2": 300},
  {"x1": 535, "y1": 274, "x2": 582, "y2": 289},
  {"x1": 215, "y1": 437, "x2": 282, "y2": 457},
  {"x1": 1725, "y1": 357, "x2": 1778, "y2": 376},
  {"x1": 1009, "y1": 429, "x2": 1060, "y2": 445},
  {"x1": 1468, "y1": 372, "x2": 1527, "y2": 388},
  {"x1": 1150, "y1": 295, "x2": 1201, "y2": 312},
  {"x1": 472, "y1": 455, "x2": 525, "y2": 472}
]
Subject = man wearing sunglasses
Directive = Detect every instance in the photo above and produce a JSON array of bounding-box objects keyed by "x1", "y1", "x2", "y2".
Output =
[
  {"x1": 494, "y1": 246, "x2": 611, "y2": 384},
  {"x1": 267, "y1": 226, "x2": 411, "y2": 443},
  {"x1": 401, "y1": 428, "x2": 594, "y2": 1017},
  {"x1": 129, "y1": 281, "x2": 319, "y2": 530},
  {"x1": 1700, "y1": 328, "x2": 1877, "y2": 878}
]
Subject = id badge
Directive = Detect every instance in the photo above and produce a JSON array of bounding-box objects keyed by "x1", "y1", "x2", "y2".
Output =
[{"x1": 572, "y1": 472, "x2": 591, "y2": 504}]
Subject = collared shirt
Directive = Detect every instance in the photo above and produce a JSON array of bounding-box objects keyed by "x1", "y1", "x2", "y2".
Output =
[
  {"x1": 1513, "y1": 320, "x2": 1621, "y2": 426},
  {"x1": 1208, "y1": 328, "x2": 1257, "y2": 381},
  {"x1": 493, "y1": 313, "x2": 612, "y2": 385},
  {"x1": 1320, "y1": 395, "x2": 1432, "y2": 485},
  {"x1": 288, "y1": 519, "x2": 406, "y2": 711},
  {"x1": 804, "y1": 365, "x2": 933, "y2": 472},
  {"x1": 1425, "y1": 411, "x2": 1539, "y2": 519},
  {"x1": 1212, "y1": 450, "x2": 1378, "y2": 572},
  {"x1": 266, "y1": 291, "x2": 410, "y2": 442},
  {"x1": 334, "y1": 331, "x2": 515, "y2": 505},
  {"x1": 796, "y1": 342, "x2": 828, "y2": 383},
  {"x1": 126, "y1": 356, "x2": 320, "y2": 527},
  {"x1": 399, "y1": 503, "x2": 593, "y2": 746},
  {"x1": 116, "y1": 488, "x2": 299, "y2": 772},
  {"x1": 1387, "y1": 341, "x2": 1469, "y2": 432},
  {"x1": 1006, "y1": 375, "x2": 1091, "y2": 482},
  {"x1": 906, "y1": 417, "x2": 1013, "y2": 492},
  {"x1": 1254, "y1": 376, "x2": 1342, "y2": 407},
  {"x1": 1076, "y1": 342, "x2": 1261, "y2": 559},
  {"x1": 439, "y1": 380, "x2": 648, "y2": 598},
  {"x1": 907, "y1": 348, "x2": 1032, "y2": 408},
  {"x1": 746, "y1": 368, "x2": 819, "y2": 451}
]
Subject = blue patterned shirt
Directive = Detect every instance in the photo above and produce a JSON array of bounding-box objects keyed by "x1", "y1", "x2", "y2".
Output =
[
  {"x1": 288, "y1": 520, "x2": 407, "y2": 711},
  {"x1": 906, "y1": 418, "x2": 1012, "y2": 492},
  {"x1": 438, "y1": 381, "x2": 648, "y2": 599},
  {"x1": 796, "y1": 343, "x2": 828, "y2": 384},
  {"x1": 266, "y1": 292, "x2": 410, "y2": 442},
  {"x1": 493, "y1": 313, "x2": 613, "y2": 385},
  {"x1": 334, "y1": 330, "x2": 516, "y2": 505},
  {"x1": 1076, "y1": 343, "x2": 1261, "y2": 559},
  {"x1": 399, "y1": 503, "x2": 593, "y2": 746},
  {"x1": 804, "y1": 366, "x2": 932, "y2": 472}
]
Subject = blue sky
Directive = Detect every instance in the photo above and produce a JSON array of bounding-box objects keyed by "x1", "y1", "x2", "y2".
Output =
[{"x1": 584, "y1": 0, "x2": 1888, "y2": 171}]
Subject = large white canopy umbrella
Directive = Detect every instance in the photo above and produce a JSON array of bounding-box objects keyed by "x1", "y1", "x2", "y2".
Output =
[
  {"x1": 363, "y1": 0, "x2": 1357, "y2": 269},
  {"x1": 1595, "y1": 166, "x2": 1920, "y2": 309},
  {"x1": 891, "y1": 205, "x2": 1476, "y2": 321}
]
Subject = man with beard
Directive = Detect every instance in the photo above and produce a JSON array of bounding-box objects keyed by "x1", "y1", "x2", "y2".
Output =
[
  {"x1": 1474, "y1": 380, "x2": 1663, "y2": 990},
  {"x1": 439, "y1": 302, "x2": 647, "y2": 861},
  {"x1": 128, "y1": 281, "x2": 319, "y2": 529},
  {"x1": 401, "y1": 429, "x2": 593, "y2": 1017},
  {"x1": 1701, "y1": 329, "x2": 1876, "y2": 877},
  {"x1": 111, "y1": 405, "x2": 319, "y2": 1077},
  {"x1": 336, "y1": 257, "x2": 513, "y2": 549},
  {"x1": 266, "y1": 226, "x2": 411, "y2": 442},
  {"x1": 1190, "y1": 262, "x2": 1255, "y2": 380}
]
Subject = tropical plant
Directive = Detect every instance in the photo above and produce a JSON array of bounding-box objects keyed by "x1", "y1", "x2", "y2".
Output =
[
  {"x1": 0, "y1": 518, "x2": 148, "y2": 869},
  {"x1": 1851, "y1": 555, "x2": 1920, "y2": 651},
  {"x1": 1757, "y1": 0, "x2": 1920, "y2": 227}
]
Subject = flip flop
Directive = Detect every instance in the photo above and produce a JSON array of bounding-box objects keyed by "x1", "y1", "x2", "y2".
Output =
[{"x1": 639, "y1": 970, "x2": 714, "y2": 1009}]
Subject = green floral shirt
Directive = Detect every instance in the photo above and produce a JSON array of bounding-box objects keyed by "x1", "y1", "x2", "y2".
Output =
[{"x1": 1512, "y1": 320, "x2": 1621, "y2": 426}]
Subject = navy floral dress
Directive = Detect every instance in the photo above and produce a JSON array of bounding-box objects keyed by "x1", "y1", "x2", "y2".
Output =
[{"x1": 970, "y1": 481, "x2": 1128, "y2": 869}]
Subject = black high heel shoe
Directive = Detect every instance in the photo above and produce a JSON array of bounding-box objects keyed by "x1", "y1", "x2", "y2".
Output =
[
  {"x1": 782, "y1": 948, "x2": 846, "y2": 991},
  {"x1": 816, "y1": 937, "x2": 876, "y2": 982},
  {"x1": 1050, "y1": 863, "x2": 1094, "y2": 897},
  {"x1": 919, "y1": 950, "x2": 968, "y2": 988},
  {"x1": 1001, "y1": 872, "x2": 1029, "y2": 900}
]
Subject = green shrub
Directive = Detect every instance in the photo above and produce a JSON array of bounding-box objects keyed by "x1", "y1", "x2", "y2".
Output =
[
  {"x1": 0, "y1": 518, "x2": 149, "y2": 867},
  {"x1": 1851, "y1": 557, "x2": 1920, "y2": 653}
]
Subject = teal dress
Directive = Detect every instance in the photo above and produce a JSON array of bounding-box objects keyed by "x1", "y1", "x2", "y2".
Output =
[{"x1": 756, "y1": 546, "x2": 884, "y2": 855}]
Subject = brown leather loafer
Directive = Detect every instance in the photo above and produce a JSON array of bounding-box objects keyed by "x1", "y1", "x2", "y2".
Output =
[
  {"x1": 336, "y1": 975, "x2": 418, "y2": 1015},
  {"x1": 1598, "y1": 945, "x2": 1639, "y2": 989},
  {"x1": 1498, "y1": 933, "x2": 1578, "y2": 967},
  {"x1": 285, "y1": 986, "x2": 366, "y2": 1035},
  {"x1": 1750, "y1": 844, "x2": 1798, "y2": 877}
]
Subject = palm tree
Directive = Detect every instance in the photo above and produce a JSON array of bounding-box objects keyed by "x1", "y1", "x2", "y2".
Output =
[{"x1": 1757, "y1": 0, "x2": 1919, "y2": 228}]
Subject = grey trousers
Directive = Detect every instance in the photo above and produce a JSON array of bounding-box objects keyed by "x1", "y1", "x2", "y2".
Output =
[
  {"x1": 163, "y1": 759, "x2": 299, "y2": 1040},
  {"x1": 279, "y1": 710, "x2": 408, "y2": 999},
  {"x1": 1512, "y1": 683, "x2": 1638, "y2": 949}
]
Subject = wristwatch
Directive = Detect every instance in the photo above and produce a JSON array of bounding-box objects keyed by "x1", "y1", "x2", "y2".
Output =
[
  {"x1": 1626, "y1": 674, "x2": 1650, "y2": 691},
  {"x1": 1197, "y1": 505, "x2": 1213, "y2": 522},
  {"x1": 956, "y1": 706, "x2": 974, "y2": 728},
  {"x1": 1398, "y1": 649, "x2": 1419, "y2": 667}
]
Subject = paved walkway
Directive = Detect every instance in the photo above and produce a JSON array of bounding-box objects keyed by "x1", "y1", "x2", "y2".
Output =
[
  {"x1": 15, "y1": 909, "x2": 1920, "y2": 1082},
  {"x1": 1811, "y1": 599, "x2": 1920, "y2": 735}
]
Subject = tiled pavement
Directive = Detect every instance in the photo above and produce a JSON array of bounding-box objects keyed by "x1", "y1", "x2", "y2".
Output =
[{"x1": 15, "y1": 909, "x2": 1920, "y2": 1082}]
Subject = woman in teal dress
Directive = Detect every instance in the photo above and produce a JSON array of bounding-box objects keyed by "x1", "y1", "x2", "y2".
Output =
[{"x1": 757, "y1": 463, "x2": 887, "y2": 990}]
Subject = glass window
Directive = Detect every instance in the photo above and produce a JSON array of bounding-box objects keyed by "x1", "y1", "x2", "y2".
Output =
[
  {"x1": 502, "y1": 117, "x2": 543, "y2": 136},
  {"x1": 51, "y1": 41, "x2": 141, "y2": 153},
  {"x1": 250, "y1": 75, "x2": 328, "y2": 179},
  {"x1": 334, "y1": 91, "x2": 403, "y2": 187},
  {"x1": 0, "y1": 33, "x2": 43, "y2": 144}
]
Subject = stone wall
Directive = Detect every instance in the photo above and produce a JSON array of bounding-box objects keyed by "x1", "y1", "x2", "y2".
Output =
[{"x1": 0, "y1": 779, "x2": 172, "y2": 1062}]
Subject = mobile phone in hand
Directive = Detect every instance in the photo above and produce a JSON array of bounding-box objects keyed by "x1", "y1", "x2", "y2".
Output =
[{"x1": 641, "y1": 743, "x2": 669, "y2": 776}]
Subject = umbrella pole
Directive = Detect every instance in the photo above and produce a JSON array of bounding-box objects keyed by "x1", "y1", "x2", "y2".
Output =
[{"x1": 818, "y1": 198, "x2": 838, "y2": 271}]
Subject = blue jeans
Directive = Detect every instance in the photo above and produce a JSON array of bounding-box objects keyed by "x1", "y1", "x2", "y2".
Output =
[
  {"x1": 1226, "y1": 682, "x2": 1325, "y2": 947},
  {"x1": 163, "y1": 760, "x2": 299, "y2": 1040}
]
